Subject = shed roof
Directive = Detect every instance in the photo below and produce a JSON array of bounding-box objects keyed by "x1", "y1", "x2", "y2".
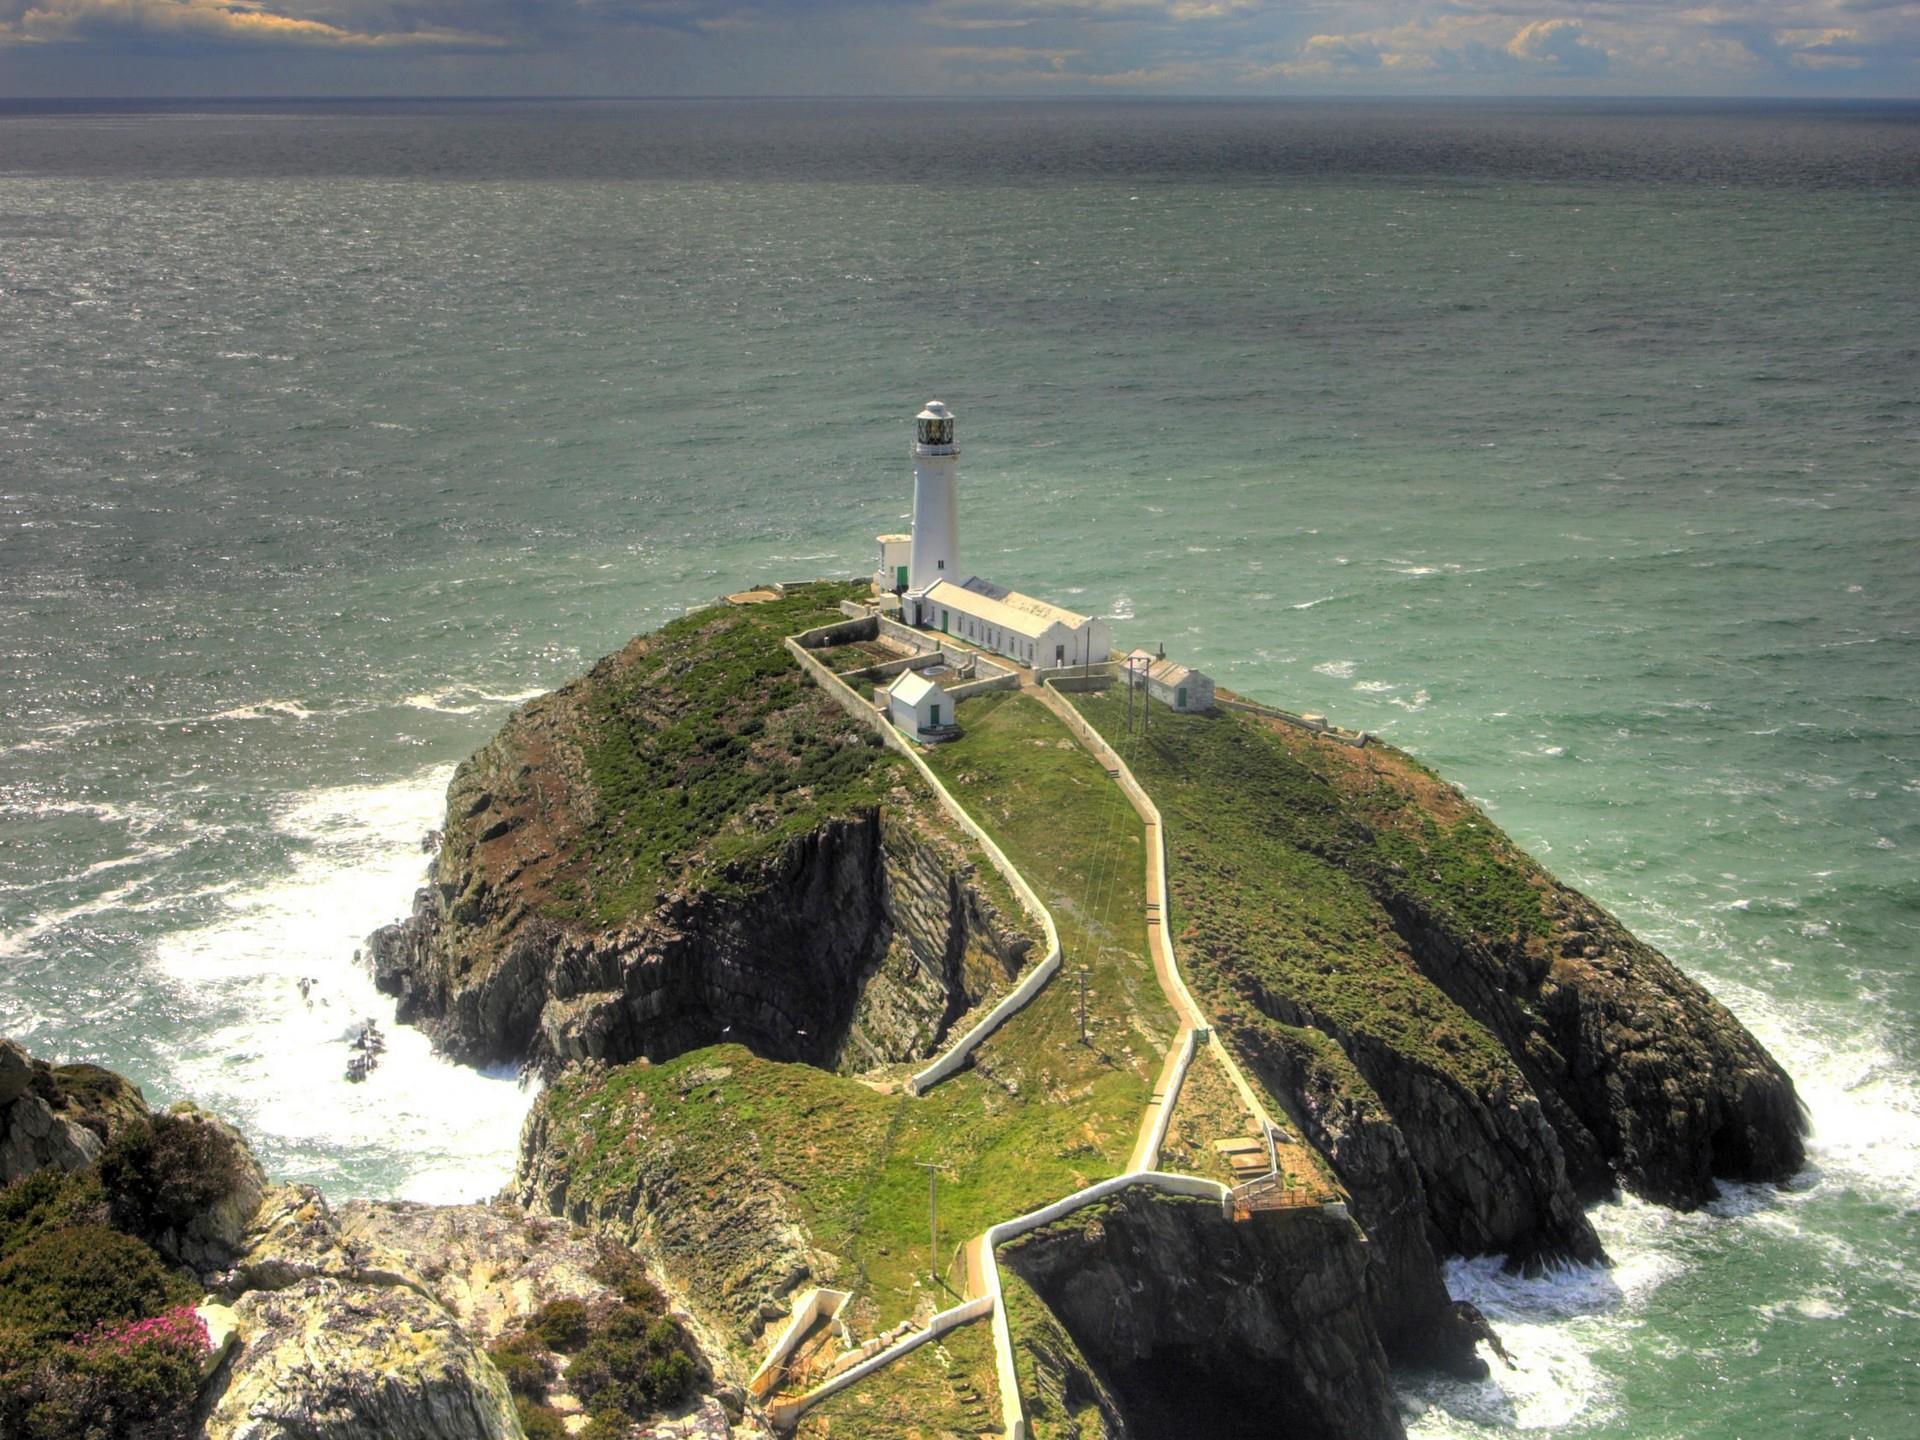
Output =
[
  {"x1": 876, "y1": 533, "x2": 912, "y2": 544},
  {"x1": 925, "y1": 577, "x2": 1091, "y2": 640},
  {"x1": 1124, "y1": 648, "x2": 1205, "y2": 687},
  {"x1": 888, "y1": 670, "x2": 939, "y2": 706}
]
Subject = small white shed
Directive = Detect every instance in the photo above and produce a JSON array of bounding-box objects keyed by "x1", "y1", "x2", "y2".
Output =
[
  {"x1": 887, "y1": 669, "x2": 951, "y2": 740},
  {"x1": 1123, "y1": 649, "x2": 1214, "y2": 713}
]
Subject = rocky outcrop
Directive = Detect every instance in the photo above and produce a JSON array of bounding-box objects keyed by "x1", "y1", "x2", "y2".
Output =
[
  {"x1": 0, "y1": 1039, "x2": 144, "y2": 1184},
  {"x1": 1379, "y1": 880, "x2": 1806, "y2": 1211},
  {"x1": 514, "y1": 1063, "x2": 823, "y2": 1355},
  {"x1": 1000, "y1": 1192, "x2": 1404, "y2": 1440},
  {"x1": 372, "y1": 805, "x2": 1030, "y2": 1080},
  {"x1": 207, "y1": 1275, "x2": 521, "y2": 1440}
]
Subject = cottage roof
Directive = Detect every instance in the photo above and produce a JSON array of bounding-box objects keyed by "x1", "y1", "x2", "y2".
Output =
[
  {"x1": 1124, "y1": 648, "x2": 1204, "y2": 687},
  {"x1": 888, "y1": 670, "x2": 939, "y2": 706},
  {"x1": 925, "y1": 577, "x2": 1090, "y2": 640},
  {"x1": 876, "y1": 533, "x2": 912, "y2": 543}
]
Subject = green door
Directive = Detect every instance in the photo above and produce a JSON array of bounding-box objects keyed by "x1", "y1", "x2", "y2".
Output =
[
  {"x1": 1177, "y1": 686, "x2": 1188, "y2": 710},
  {"x1": 930, "y1": 704, "x2": 941, "y2": 728},
  {"x1": 896, "y1": 565, "x2": 908, "y2": 588},
  {"x1": 941, "y1": 609, "x2": 950, "y2": 633}
]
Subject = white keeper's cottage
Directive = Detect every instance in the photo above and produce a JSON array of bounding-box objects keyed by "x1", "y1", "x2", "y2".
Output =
[{"x1": 877, "y1": 401, "x2": 1112, "y2": 672}]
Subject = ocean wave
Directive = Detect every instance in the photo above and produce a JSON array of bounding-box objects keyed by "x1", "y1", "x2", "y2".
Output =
[{"x1": 152, "y1": 763, "x2": 534, "y2": 1202}]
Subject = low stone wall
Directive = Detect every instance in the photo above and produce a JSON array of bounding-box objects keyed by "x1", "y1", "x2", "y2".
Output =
[
  {"x1": 878, "y1": 614, "x2": 943, "y2": 656},
  {"x1": 1034, "y1": 663, "x2": 1116, "y2": 688},
  {"x1": 1138, "y1": 1026, "x2": 1202, "y2": 1172},
  {"x1": 794, "y1": 614, "x2": 878, "y2": 650},
  {"x1": 943, "y1": 671, "x2": 1021, "y2": 702},
  {"x1": 765, "y1": 1295, "x2": 993, "y2": 1428},
  {"x1": 1216, "y1": 695, "x2": 1370, "y2": 748},
  {"x1": 748, "y1": 1286, "x2": 852, "y2": 1401},
  {"x1": 785, "y1": 629, "x2": 1063, "y2": 1095}
]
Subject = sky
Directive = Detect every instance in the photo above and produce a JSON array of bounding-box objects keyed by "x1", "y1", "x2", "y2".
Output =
[{"x1": 1, "y1": 0, "x2": 1917, "y2": 98}]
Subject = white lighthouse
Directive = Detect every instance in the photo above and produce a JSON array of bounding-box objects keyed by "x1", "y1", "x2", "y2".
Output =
[{"x1": 907, "y1": 400, "x2": 960, "y2": 593}]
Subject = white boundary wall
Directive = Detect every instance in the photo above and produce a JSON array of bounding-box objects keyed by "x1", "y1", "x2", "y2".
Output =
[
  {"x1": 765, "y1": 1294, "x2": 993, "y2": 1428},
  {"x1": 978, "y1": 1171, "x2": 1231, "y2": 1440},
  {"x1": 784, "y1": 628, "x2": 1063, "y2": 1095},
  {"x1": 747, "y1": 1287, "x2": 852, "y2": 1401}
]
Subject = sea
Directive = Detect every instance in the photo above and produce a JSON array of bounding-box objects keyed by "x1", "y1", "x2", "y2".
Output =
[{"x1": 1, "y1": 98, "x2": 1915, "y2": 1437}]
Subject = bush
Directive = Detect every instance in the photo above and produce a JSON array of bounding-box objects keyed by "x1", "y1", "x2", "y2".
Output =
[
  {"x1": 0, "y1": 1171, "x2": 107, "y2": 1261},
  {"x1": 514, "y1": 1397, "x2": 568, "y2": 1440},
  {"x1": 0, "y1": 1225, "x2": 193, "y2": 1344},
  {"x1": 589, "y1": 1246, "x2": 663, "y2": 1313},
  {"x1": 527, "y1": 1297, "x2": 591, "y2": 1352},
  {"x1": 568, "y1": 1302, "x2": 697, "y2": 1418},
  {"x1": 486, "y1": 1336, "x2": 547, "y2": 1400},
  {"x1": 98, "y1": 1112, "x2": 250, "y2": 1243},
  {"x1": 0, "y1": 1303, "x2": 207, "y2": 1440}
]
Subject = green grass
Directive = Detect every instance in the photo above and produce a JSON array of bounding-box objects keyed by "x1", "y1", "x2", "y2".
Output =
[
  {"x1": 793, "y1": 1313, "x2": 1000, "y2": 1439},
  {"x1": 542, "y1": 692, "x2": 1180, "y2": 1345},
  {"x1": 1070, "y1": 691, "x2": 1526, "y2": 1094},
  {"x1": 564, "y1": 582, "x2": 904, "y2": 921}
]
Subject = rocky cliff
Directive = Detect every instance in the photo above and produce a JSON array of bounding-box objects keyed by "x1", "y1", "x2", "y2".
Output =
[
  {"x1": 369, "y1": 584, "x2": 1033, "y2": 1079},
  {"x1": 0, "y1": 1038, "x2": 757, "y2": 1440}
]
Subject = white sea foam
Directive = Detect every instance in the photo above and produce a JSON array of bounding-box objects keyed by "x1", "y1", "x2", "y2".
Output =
[
  {"x1": 152, "y1": 765, "x2": 535, "y2": 1202},
  {"x1": 1314, "y1": 660, "x2": 1357, "y2": 679},
  {"x1": 400, "y1": 684, "x2": 547, "y2": 716}
]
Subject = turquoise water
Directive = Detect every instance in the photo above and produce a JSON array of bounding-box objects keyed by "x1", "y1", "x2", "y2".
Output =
[{"x1": 2, "y1": 100, "x2": 1916, "y2": 1436}]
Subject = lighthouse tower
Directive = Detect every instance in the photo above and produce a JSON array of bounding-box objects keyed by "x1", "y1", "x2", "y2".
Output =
[{"x1": 908, "y1": 400, "x2": 960, "y2": 593}]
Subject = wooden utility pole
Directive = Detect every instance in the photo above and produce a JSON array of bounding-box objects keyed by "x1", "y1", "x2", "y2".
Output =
[{"x1": 916, "y1": 1161, "x2": 943, "y2": 1282}]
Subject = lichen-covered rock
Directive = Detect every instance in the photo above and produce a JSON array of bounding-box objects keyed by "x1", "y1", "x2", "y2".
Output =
[
  {"x1": 0, "y1": 1040, "x2": 144, "y2": 1184},
  {"x1": 228, "y1": 1185, "x2": 423, "y2": 1296},
  {"x1": 205, "y1": 1275, "x2": 522, "y2": 1440}
]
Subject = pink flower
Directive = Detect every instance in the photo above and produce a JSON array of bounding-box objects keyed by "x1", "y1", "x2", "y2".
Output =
[{"x1": 78, "y1": 1304, "x2": 211, "y2": 1357}]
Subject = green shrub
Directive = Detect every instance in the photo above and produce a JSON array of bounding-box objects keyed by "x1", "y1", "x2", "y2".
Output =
[
  {"x1": 568, "y1": 1301, "x2": 697, "y2": 1418},
  {"x1": 0, "y1": 1303, "x2": 206, "y2": 1440},
  {"x1": 486, "y1": 1336, "x2": 547, "y2": 1400},
  {"x1": 527, "y1": 1297, "x2": 591, "y2": 1352},
  {"x1": 514, "y1": 1397, "x2": 568, "y2": 1440},
  {"x1": 579, "y1": 1408, "x2": 634, "y2": 1440},
  {"x1": 589, "y1": 1246, "x2": 664, "y2": 1314},
  {"x1": 0, "y1": 1171, "x2": 107, "y2": 1261},
  {"x1": 98, "y1": 1112, "x2": 250, "y2": 1243},
  {"x1": 0, "y1": 1225, "x2": 192, "y2": 1344}
]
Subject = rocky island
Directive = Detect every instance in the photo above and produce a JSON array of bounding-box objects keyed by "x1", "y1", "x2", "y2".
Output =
[{"x1": 2, "y1": 579, "x2": 1806, "y2": 1440}]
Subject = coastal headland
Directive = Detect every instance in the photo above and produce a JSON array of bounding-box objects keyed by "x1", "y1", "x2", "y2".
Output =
[{"x1": 3, "y1": 578, "x2": 1805, "y2": 1440}]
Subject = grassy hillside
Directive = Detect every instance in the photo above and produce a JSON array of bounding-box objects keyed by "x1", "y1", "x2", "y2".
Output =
[
  {"x1": 558, "y1": 581, "x2": 899, "y2": 921},
  {"x1": 537, "y1": 692, "x2": 1180, "y2": 1339},
  {"x1": 1071, "y1": 692, "x2": 1532, "y2": 1095}
]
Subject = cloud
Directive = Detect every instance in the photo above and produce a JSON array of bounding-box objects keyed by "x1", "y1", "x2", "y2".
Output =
[
  {"x1": 1, "y1": 0, "x2": 504, "y2": 48},
  {"x1": 1504, "y1": 17, "x2": 1610, "y2": 71}
]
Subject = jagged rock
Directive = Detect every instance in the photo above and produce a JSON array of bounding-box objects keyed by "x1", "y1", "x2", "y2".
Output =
[
  {"x1": 0, "y1": 1038, "x2": 31, "y2": 1105},
  {"x1": 228, "y1": 1185, "x2": 424, "y2": 1296},
  {"x1": 204, "y1": 1276, "x2": 521, "y2": 1440},
  {"x1": 1001, "y1": 1191, "x2": 1403, "y2": 1440},
  {"x1": 370, "y1": 809, "x2": 1029, "y2": 1081},
  {"x1": 0, "y1": 1089, "x2": 102, "y2": 1183}
]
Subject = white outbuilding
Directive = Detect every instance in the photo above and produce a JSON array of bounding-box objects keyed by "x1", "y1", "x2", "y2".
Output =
[
  {"x1": 873, "y1": 533, "x2": 913, "y2": 594},
  {"x1": 917, "y1": 576, "x2": 1112, "y2": 672},
  {"x1": 1123, "y1": 649, "x2": 1214, "y2": 713},
  {"x1": 886, "y1": 669, "x2": 952, "y2": 741}
]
